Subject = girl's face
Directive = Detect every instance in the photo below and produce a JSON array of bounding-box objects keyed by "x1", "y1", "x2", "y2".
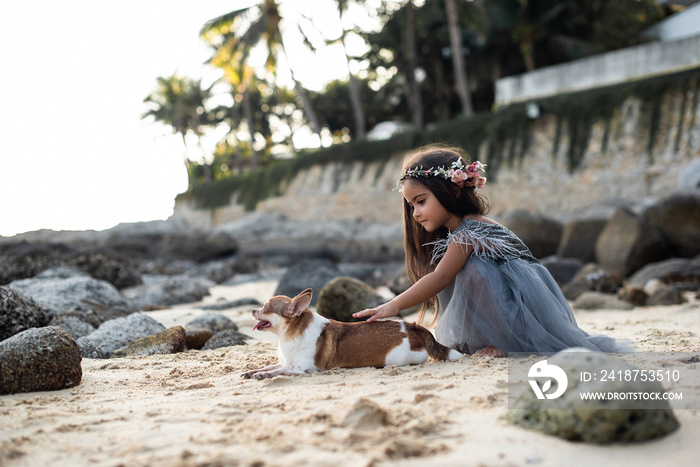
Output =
[{"x1": 402, "y1": 179, "x2": 463, "y2": 232}]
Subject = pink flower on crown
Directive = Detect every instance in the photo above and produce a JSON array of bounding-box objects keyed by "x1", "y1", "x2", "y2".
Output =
[
  {"x1": 450, "y1": 169, "x2": 469, "y2": 186},
  {"x1": 477, "y1": 176, "x2": 487, "y2": 189}
]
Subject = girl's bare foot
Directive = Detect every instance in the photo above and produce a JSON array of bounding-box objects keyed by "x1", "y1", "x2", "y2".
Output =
[{"x1": 475, "y1": 346, "x2": 504, "y2": 357}]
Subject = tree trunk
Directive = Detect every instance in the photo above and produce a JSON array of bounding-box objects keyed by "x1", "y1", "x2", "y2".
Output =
[
  {"x1": 405, "y1": 0, "x2": 423, "y2": 129},
  {"x1": 242, "y1": 89, "x2": 258, "y2": 171},
  {"x1": 445, "y1": 0, "x2": 473, "y2": 118},
  {"x1": 278, "y1": 35, "x2": 323, "y2": 136},
  {"x1": 336, "y1": 3, "x2": 366, "y2": 140},
  {"x1": 293, "y1": 79, "x2": 322, "y2": 135}
]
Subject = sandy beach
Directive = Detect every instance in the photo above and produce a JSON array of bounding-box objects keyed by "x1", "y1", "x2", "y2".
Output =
[{"x1": 1, "y1": 280, "x2": 699, "y2": 467}]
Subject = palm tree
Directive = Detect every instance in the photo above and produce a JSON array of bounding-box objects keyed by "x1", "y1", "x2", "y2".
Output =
[
  {"x1": 486, "y1": 0, "x2": 568, "y2": 72},
  {"x1": 444, "y1": 0, "x2": 473, "y2": 118},
  {"x1": 332, "y1": 0, "x2": 367, "y2": 139},
  {"x1": 201, "y1": 0, "x2": 322, "y2": 138},
  {"x1": 404, "y1": 0, "x2": 423, "y2": 128},
  {"x1": 142, "y1": 74, "x2": 214, "y2": 184}
]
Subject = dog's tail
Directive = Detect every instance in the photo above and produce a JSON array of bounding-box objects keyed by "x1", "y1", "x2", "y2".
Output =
[{"x1": 409, "y1": 323, "x2": 462, "y2": 361}]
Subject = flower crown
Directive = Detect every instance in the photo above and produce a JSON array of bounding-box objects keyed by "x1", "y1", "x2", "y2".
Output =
[{"x1": 399, "y1": 159, "x2": 487, "y2": 189}]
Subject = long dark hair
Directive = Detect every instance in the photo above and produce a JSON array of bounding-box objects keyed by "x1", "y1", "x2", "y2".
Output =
[{"x1": 399, "y1": 144, "x2": 489, "y2": 325}]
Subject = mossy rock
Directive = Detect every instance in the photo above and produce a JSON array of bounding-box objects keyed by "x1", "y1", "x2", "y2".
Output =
[{"x1": 316, "y1": 277, "x2": 384, "y2": 322}]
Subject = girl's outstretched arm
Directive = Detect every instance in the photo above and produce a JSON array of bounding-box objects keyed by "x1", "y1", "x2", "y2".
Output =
[{"x1": 353, "y1": 240, "x2": 470, "y2": 322}]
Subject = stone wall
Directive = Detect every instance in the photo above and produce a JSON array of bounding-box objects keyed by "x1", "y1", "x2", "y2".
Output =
[
  {"x1": 174, "y1": 88, "x2": 700, "y2": 228},
  {"x1": 496, "y1": 34, "x2": 700, "y2": 105}
]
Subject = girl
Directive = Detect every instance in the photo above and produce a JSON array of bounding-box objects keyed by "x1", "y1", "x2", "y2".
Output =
[{"x1": 353, "y1": 144, "x2": 632, "y2": 356}]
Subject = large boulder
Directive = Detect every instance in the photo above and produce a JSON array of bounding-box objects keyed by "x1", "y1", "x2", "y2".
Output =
[
  {"x1": 76, "y1": 312, "x2": 165, "y2": 358},
  {"x1": 502, "y1": 209, "x2": 562, "y2": 259},
  {"x1": 49, "y1": 315, "x2": 96, "y2": 340},
  {"x1": 0, "y1": 241, "x2": 74, "y2": 285},
  {"x1": 186, "y1": 313, "x2": 238, "y2": 333},
  {"x1": 0, "y1": 326, "x2": 82, "y2": 395},
  {"x1": 0, "y1": 241, "x2": 141, "y2": 289},
  {"x1": 595, "y1": 207, "x2": 670, "y2": 277},
  {"x1": 572, "y1": 291, "x2": 633, "y2": 311},
  {"x1": 111, "y1": 326, "x2": 186, "y2": 357},
  {"x1": 509, "y1": 349, "x2": 680, "y2": 444},
  {"x1": 274, "y1": 260, "x2": 342, "y2": 306},
  {"x1": 0, "y1": 286, "x2": 51, "y2": 342},
  {"x1": 626, "y1": 258, "x2": 700, "y2": 288},
  {"x1": 541, "y1": 257, "x2": 584, "y2": 286},
  {"x1": 103, "y1": 220, "x2": 238, "y2": 263},
  {"x1": 557, "y1": 212, "x2": 610, "y2": 263},
  {"x1": 122, "y1": 275, "x2": 214, "y2": 310},
  {"x1": 201, "y1": 329, "x2": 250, "y2": 350},
  {"x1": 317, "y1": 277, "x2": 385, "y2": 322},
  {"x1": 642, "y1": 192, "x2": 700, "y2": 258},
  {"x1": 8, "y1": 269, "x2": 133, "y2": 328},
  {"x1": 560, "y1": 263, "x2": 620, "y2": 301}
]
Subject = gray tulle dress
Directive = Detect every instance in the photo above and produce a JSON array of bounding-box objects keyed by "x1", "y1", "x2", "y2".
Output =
[{"x1": 430, "y1": 219, "x2": 634, "y2": 355}]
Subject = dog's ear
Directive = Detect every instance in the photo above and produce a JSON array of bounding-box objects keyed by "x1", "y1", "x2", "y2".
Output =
[{"x1": 287, "y1": 288, "x2": 312, "y2": 317}]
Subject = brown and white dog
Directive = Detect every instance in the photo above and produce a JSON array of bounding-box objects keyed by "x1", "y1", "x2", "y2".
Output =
[{"x1": 242, "y1": 288, "x2": 462, "y2": 379}]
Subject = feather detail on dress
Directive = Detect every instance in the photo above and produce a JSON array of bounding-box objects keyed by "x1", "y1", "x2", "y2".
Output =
[{"x1": 425, "y1": 219, "x2": 537, "y2": 265}]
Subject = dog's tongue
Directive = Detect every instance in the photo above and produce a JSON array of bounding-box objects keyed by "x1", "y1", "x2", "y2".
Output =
[{"x1": 253, "y1": 321, "x2": 269, "y2": 331}]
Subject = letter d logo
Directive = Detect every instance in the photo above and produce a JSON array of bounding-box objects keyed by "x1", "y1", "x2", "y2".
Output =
[{"x1": 527, "y1": 360, "x2": 568, "y2": 400}]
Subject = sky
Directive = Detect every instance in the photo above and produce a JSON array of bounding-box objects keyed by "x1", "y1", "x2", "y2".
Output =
[{"x1": 0, "y1": 0, "x2": 365, "y2": 237}]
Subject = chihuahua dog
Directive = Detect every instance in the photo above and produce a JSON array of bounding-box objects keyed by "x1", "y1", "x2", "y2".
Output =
[{"x1": 242, "y1": 288, "x2": 462, "y2": 379}]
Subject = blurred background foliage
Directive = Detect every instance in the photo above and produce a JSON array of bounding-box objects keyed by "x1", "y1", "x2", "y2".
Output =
[{"x1": 142, "y1": 0, "x2": 686, "y2": 209}]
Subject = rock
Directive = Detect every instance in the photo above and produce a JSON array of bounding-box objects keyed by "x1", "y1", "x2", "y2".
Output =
[
  {"x1": 49, "y1": 315, "x2": 96, "y2": 340},
  {"x1": 646, "y1": 286, "x2": 686, "y2": 307},
  {"x1": 0, "y1": 242, "x2": 142, "y2": 289},
  {"x1": 595, "y1": 207, "x2": 670, "y2": 277},
  {"x1": 509, "y1": 349, "x2": 680, "y2": 444},
  {"x1": 222, "y1": 269, "x2": 287, "y2": 287},
  {"x1": 197, "y1": 298, "x2": 261, "y2": 311},
  {"x1": 112, "y1": 326, "x2": 186, "y2": 357},
  {"x1": 76, "y1": 312, "x2": 165, "y2": 358},
  {"x1": 274, "y1": 260, "x2": 342, "y2": 306},
  {"x1": 0, "y1": 286, "x2": 52, "y2": 342},
  {"x1": 186, "y1": 313, "x2": 238, "y2": 333},
  {"x1": 541, "y1": 257, "x2": 584, "y2": 286},
  {"x1": 677, "y1": 158, "x2": 700, "y2": 190},
  {"x1": 317, "y1": 277, "x2": 384, "y2": 322},
  {"x1": 185, "y1": 327, "x2": 214, "y2": 350},
  {"x1": 201, "y1": 329, "x2": 249, "y2": 350},
  {"x1": 78, "y1": 340, "x2": 105, "y2": 359},
  {"x1": 626, "y1": 258, "x2": 700, "y2": 288},
  {"x1": 502, "y1": 209, "x2": 562, "y2": 259},
  {"x1": 193, "y1": 257, "x2": 261, "y2": 284},
  {"x1": 618, "y1": 285, "x2": 648, "y2": 307},
  {"x1": 0, "y1": 326, "x2": 82, "y2": 395},
  {"x1": 557, "y1": 215, "x2": 609, "y2": 263},
  {"x1": 386, "y1": 263, "x2": 412, "y2": 295},
  {"x1": 643, "y1": 192, "x2": 700, "y2": 258},
  {"x1": 70, "y1": 249, "x2": 143, "y2": 289},
  {"x1": 561, "y1": 264, "x2": 620, "y2": 301},
  {"x1": 103, "y1": 220, "x2": 238, "y2": 263},
  {"x1": 122, "y1": 275, "x2": 214, "y2": 310},
  {"x1": 572, "y1": 291, "x2": 633, "y2": 311},
  {"x1": 0, "y1": 241, "x2": 75, "y2": 285},
  {"x1": 8, "y1": 272, "x2": 133, "y2": 328}
]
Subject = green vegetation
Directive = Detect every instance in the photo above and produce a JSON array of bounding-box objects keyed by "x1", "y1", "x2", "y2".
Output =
[
  {"x1": 178, "y1": 67, "x2": 700, "y2": 211},
  {"x1": 140, "y1": 0, "x2": 689, "y2": 210}
]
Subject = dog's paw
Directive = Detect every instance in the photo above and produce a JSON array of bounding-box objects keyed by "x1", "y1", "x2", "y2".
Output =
[{"x1": 241, "y1": 372, "x2": 254, "y2": 379}]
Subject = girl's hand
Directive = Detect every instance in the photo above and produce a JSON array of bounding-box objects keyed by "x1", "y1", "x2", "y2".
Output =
[{"x1": 352, "y1": 301, "x2": 400, "y2": 323}]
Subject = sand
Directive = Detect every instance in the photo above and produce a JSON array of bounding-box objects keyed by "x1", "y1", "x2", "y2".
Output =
[{"x1": 1, "y1": 281, "x2": 699, "y2": 467}]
